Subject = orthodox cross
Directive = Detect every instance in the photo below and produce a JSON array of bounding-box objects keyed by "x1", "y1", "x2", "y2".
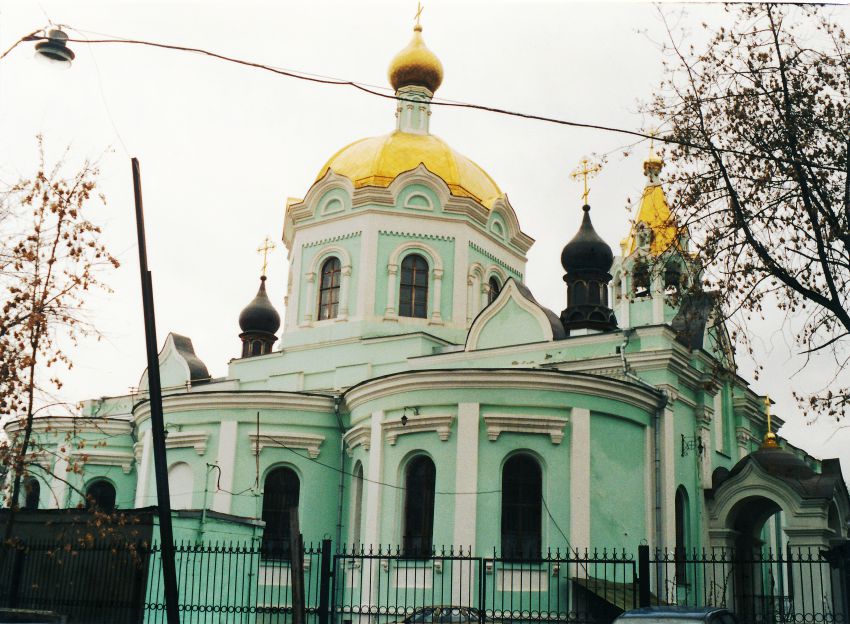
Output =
[
  {"x1": 570, "y1": 158, "x2": 602, "y2": 205},
  {"x1": 762, "y1": 395, "x2": 779, "y2": 448},
  {"x1": 257, "y1": 236, "x2": 276, "y2": 277},
  {"x1": 415, "y1": 2, "x2": 424, "y2": 27},
  {"x1": 647, "y1": 127, "x2": 659, "y2": 152}
]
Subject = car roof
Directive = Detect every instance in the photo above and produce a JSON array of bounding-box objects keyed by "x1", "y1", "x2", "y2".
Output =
[{"x1": 619, "y1": 607, "x2": 732, "y2": 619}]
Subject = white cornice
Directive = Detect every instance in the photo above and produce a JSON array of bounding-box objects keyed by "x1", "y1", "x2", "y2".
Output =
[
  {"x1": 483, "y1": 414, "x2": 568, "y2": 444},
  {"x1": 248, "y1": 432, "x2": 326, "y2": 458},
  {"x1": 165, "y1": 431, "x2": 209, "y2": 456},
  {"x1": 343, "y1": 369, "x2": 660, "y2": 414},
  {"x1": 4, "y1": 417, "x2": 132, "y2": 436},
  {"x1": 71, "y1": 450, "x2": 134, "y2": 474},
  {"x1": 343, "y1": 425, "x2": 371, "y2": 456},
  {"x1": 383, "y1": 414, "x2": 454, "y2": 445},
  {"x1": 134, "y1": 391, "x2": 334, "y2": 425}
]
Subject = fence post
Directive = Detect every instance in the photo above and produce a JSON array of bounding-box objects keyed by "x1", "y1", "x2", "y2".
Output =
[
  {"x1": 638, "y1": 544, "x2": 651, "y2": 608},
  {"x1": 319, "y1": 539, "x2": 332, "y2": 624}
]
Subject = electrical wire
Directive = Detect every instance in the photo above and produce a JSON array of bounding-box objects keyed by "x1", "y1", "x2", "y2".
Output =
[{"x1": 2, "y1": 28, "x2": 842, "y2": 173}]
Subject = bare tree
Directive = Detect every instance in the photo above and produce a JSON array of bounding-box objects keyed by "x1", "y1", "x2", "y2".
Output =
[
  {"x1": 650, "y1": 4, "x2": 850, "y2": 419},
  {"x1": 0, "y1": 137, "x2": 118, "y2": 540}
]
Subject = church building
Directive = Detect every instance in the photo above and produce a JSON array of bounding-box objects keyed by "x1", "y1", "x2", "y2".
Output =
[{"x1": 9, "y1": 21, "x2": 849, "y2": 584}]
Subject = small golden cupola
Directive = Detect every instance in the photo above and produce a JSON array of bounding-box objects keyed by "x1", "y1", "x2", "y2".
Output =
[
  {"x1": 388, "y1": 24, "x2": 444, "y2": 94},
  {"x1": 622, "y1": 139, "x2": 681, "y2": 257}
]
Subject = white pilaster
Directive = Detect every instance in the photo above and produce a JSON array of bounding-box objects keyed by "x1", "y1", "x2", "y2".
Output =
[
  {"x1": 364, "y1": 411, "x2": 385, "y2": 608},
  {"x1": 134, "y1": 429, "x2": 153, "y2": 508},
  {"x1": 713, "y1": 391, "x2": 724, "y2": 453},
  {"x1": 364, "y1": 411, "x2": 384, "y2": 549},
  {"x1": 303, "y1": 272, "x2": 316, "y2": 324},
  {"x1": 651, "y1": 274, "x2": 664, "y2": 324},
  {"x1": 213, "y1": 420, "x2": 238, "y2": 513},
  {"x1": 619, "y1": 274, "x2": 631, "y2": 328},
  {"x1": 385, "y1": 264, "x2": 399, "y2": 318},
  {"x1": 430, "y1": 268, "x2": 443, "y2": 323},
  {"x1": 662, "y1": 405, "x2": 676, "y2": 550},
  {"x1": 50, "y1": 443, "x2": 69, "y2": 509},
  {"x1": 454, "y1": 239, "x2": 469, "y2": 325},
  {"x1": 569, "y1": 408, "x2": 591, "y2": 551},
  {"x1": 644, "y1": 424, "x2": 655, "y2": 547},
  {"x1": 452, "y1": 402, "x2": 479, "y2": 604},
  {"x1": 338, "y1": 264, "x2": 352, "y2": 319}
]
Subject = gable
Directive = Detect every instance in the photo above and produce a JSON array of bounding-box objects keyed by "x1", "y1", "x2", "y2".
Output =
[{"x1": 466, "y1": 279, "x2": 565, "y2": 351}]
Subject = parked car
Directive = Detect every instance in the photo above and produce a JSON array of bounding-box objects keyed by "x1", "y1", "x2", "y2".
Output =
[
  {"x1": 398, "y1": 606, "x2": 491, "y2": 624},
  {"x1": 614, "y1": 606, "x2": 738, "y2": 624}
]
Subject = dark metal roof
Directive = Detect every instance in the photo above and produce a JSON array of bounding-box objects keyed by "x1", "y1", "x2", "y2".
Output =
[
  {"x1": 238, "y1": 276, "x2": 281, "y2": 335},
  {"x1": 560, "y1": 205, "x2": 614, "y2": 274}
]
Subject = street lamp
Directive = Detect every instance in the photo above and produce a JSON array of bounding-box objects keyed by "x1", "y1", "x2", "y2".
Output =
[{"x1": 34, "y1": 28, "x2": 75, "y2": 67}]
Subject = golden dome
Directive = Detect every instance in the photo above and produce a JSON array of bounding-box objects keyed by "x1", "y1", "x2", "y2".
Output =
[
  {"x1": 388, "y1": 25, "x2": 444, "y2": 93},
  {"x1": 622, "y1": 185, "x2": 680, "y2": 256},
  {"x1": 315, "y1": 131, "x2": 503, "y2": 208}
]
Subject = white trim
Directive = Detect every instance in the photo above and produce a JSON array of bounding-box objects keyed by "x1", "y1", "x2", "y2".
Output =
[
  {"x1": 343, "y1": 425, "x2": 371, "y2": 456},
  {"x1": 569, "y1": 408, "x2": 591, "y2": 550},
  {"x1": 483, "y1": 413, "x2": 568, "y2": 444},
  {"x1": 466, "y1": 279, "x2": 555, "y2": 351},
  {"x1": 134, "y1": 391, "x2": 334, "y2": 425},
  {"x1": 213, "y1": 421, "x2": 238, "y2": 513},
  {"x1": 383, "y1": 414, "x2": 454, "y2": 445},
  {"x1": 388, "y1": 164, "x2": 451, "y2": 208},
  {"x1": 4, "y1": 416, "x2": 131, "y2": 436},
  {"x1": 165, "y1": 431, "x2": 209, "y2": 456},
  {"x1": 73, "y1": 449, "x2": 134, "y2": 474},
  {"x1": 344, "y1": 369, "x2": 660, "y2": 414},
  {"x1": 248, "y1": 432, "x2": 325, "y2": 458},
  {"x1": 135, "y1": 430, "x2": 152, "y2": 507}
]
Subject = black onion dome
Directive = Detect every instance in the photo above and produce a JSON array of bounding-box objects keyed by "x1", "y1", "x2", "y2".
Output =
[
  {"x1": 239, "y1": 276, "x2": 281, "y2": 334},
  {"x1": 560, "y1": 205, "x2": 614, "y2": 274}
]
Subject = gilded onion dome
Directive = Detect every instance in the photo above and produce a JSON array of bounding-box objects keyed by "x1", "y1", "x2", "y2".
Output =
[
  {"x1": 388, "y1": 25, "x2": 444, "y2": 93},
  {"x1": 622, "y1": 145, "x2": 680, "y2": 256},
  {"x1": 316, "y1": 132, "x2": 503, "y2": 208}
]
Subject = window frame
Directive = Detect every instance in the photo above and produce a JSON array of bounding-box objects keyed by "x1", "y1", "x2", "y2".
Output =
[
  {"x1": 262, "y1": 466, "x2": 301, "y2": 560},
  {"x1": 402, "y1": 455, "x2": 436, "y2": 558},
  {"x1": 317, "y1": 256, "x2": 342, "y2": 321},
  {"x1": 500, "y1": 453, "x2": 543, "y2": 561},
  {"x1": 399, "y1": 254, "x2": 430, "y2": 319},
  {"x1": 86, "y1": 479, "x2": 117, "y2": 512}
]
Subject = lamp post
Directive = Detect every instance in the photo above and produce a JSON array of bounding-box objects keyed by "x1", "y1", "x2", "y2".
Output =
[{"x1": 35, "y1": 33, "x2": 181, "y2": 624}]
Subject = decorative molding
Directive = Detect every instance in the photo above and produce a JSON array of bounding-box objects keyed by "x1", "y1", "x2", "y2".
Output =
[
  {"x1": 303, "y1": 231, "x2": 362, "y2": 248},
  {"x1": 468, "y1": 242, "x2": 523, "y2": 278},
  {"x1": 133, "y1": 441, "x2": 143, "y2": 463},
  {"x1": 4, "y1": 416, "x2": 132, "y2": 437},
  {"x1": 483, "y1": 413, "x2": 568, "y2": 444},
  {"x1": 343, "y1": 425, "x2": 371, "y2": 456},
  {"x1": 343, "y1": 369, "x2": 661, "y2": 415},
  {"x1": 134, "y1": 391, "x2": 335, "y2": 424},
  {"x1": 165, "y1": 431, "x2": 209, "y2": 456},
  {"x1": 249, "y1": 432, "x2": 325, "y2": 458},
  {"x1": 71, "y1": 450, "x2": 134, "y2": 474},
  {"x1": 383, "y1": 414, "x2": 454, "y2": 445},
  {"x1": 379, "y1": 230, "x2": 455, "y2": 242}
]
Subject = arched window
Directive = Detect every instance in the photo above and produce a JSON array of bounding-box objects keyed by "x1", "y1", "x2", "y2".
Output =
[
  {"x1": 86, "y1": 480, "x2": 116, "y2": 512},
  {"x1": 664, "y1": 263, "x2": 682, "y2": 296},
  {"x1": 262, "y1": 467, "x2": 300, "y2": 559},
  {"x1": 23, "y1": 477, "x2": 40, "y2": 511},
  {"x1": 251, "y1": 340, "x2": 263, "y2": 357},
  {"x1": 318, "y1": 257, "x2": 342, "y2": 321},
  {"x1": 350, "y1": 462, "x2": 364, "y2": 546},
  {"x1": 675, "y1": 486, "x2": 690, "y2": 584},
  {"x1": 403, "y1": 455, "x2": 436, "y2": 557},
  {"x1": 399, "y1": 254, "x2": 429, "y2": 319},
  {"x1": 633, "y1": 263, "x2": 650, "y2": 298},
  {"x1": 487, "y1": 276, "x2": 501, "y2": 304},
  {"x1": 501, "y1": 454, "x2": 542, "y2": 560}
]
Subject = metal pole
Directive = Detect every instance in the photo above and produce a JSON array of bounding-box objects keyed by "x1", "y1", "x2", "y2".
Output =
[{"x1": 132, "y1": 157, "x2": 181, "y2": 624}]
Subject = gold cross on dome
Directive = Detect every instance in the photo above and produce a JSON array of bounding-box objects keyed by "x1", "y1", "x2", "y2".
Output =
[
  {"x1": 570, "y1": 158, "x2": 602, "y2": 205},
  {"x1": 647, "y1": 127, "x2": 659, "y2": 151},
  {"x1": 415, "y1": 2, "x2": 424, "y2": 27},
  {"x1": 257, "y1": 236, "x2": 276, "y2": 277},
  {"x1": 762, "y1": 395, "x2": 779, "y2": 448}
]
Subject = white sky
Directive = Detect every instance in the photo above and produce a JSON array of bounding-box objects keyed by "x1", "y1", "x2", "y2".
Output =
[{"x1": 1, "y1": 1, "x2": 848, "y2": 473}]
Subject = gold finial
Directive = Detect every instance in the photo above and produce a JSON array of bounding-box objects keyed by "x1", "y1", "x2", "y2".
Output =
[
  {"x1": 762, "y1": 395, "x2": 779, "y2": 448},
  {"x1": 257, "y1": 236, "x2": 276, "y2": 277},
  {"x1": 570, "y1": 158, "x2": 602, "y2": 205},
  {"x1": 644, "y1": 128, "x2": 663, "y2": 177},
  {"x1": 414, "y1": 2, "x2": 424, "y2": 30}
]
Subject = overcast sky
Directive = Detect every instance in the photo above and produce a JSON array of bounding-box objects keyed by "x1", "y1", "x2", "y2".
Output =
[{"x1": 1, "y1": 1, "x2": 848, "y2": 471}]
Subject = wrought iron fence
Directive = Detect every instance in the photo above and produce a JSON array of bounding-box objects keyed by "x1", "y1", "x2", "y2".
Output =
[{"x1": 0, "y1": 541, "x2": 846, "y2": 624}]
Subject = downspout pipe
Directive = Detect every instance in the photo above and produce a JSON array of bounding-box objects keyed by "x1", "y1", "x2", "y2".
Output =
[
  {"x1": 620, "y1": 328, "x2": 668, "y2": 551},
  {"x1": 333, "y1": 395, "x2": 346, "y2": 549}
]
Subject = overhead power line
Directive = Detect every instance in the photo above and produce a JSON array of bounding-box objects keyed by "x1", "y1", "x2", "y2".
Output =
[{"x1": 3, "y1": 28, "x2": 843, "y2": 173}]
